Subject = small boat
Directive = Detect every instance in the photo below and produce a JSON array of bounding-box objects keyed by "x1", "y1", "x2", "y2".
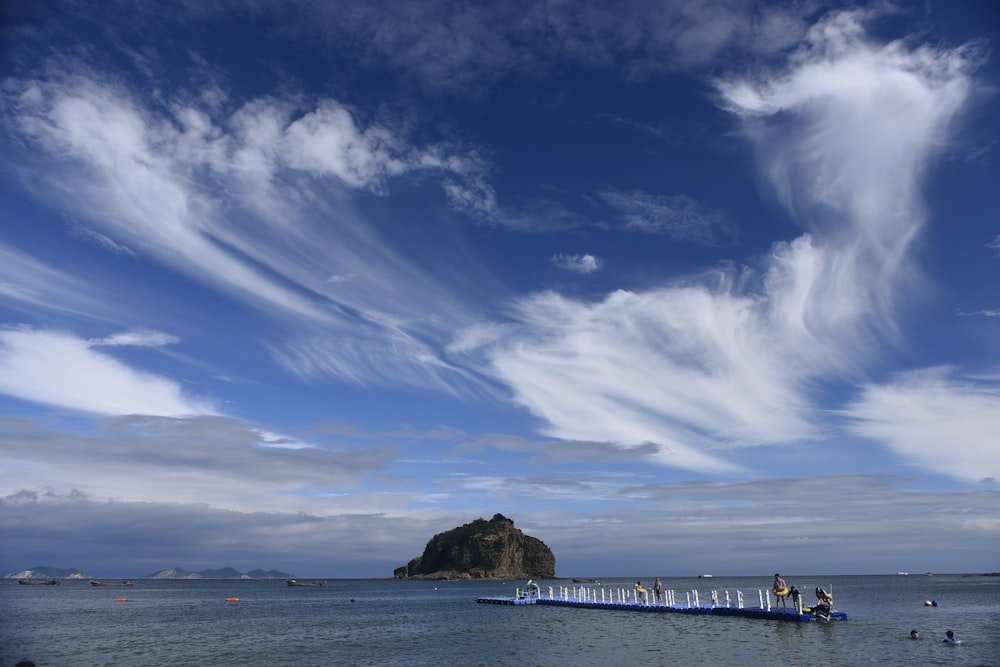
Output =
[
  {"x1": 572, "y1": 578, "x2": 598, "y2": 583},
  {"x1": 18, "y1": 579, "x2": 60, "y2": 585},
  {"x1": 90, "y1": 580, "x2": 134, "y2": 587},
  {"x1": 286, "y1": 579, "x2": 326, "y2": 587},
  {"x1": 699, "y1": 575, "x2": 713, "y2": 578}
]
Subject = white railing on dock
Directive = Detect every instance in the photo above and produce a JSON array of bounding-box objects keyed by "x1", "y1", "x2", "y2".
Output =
[{"x1": 541, "y1": 584, "x2": 820, "y2": 615}]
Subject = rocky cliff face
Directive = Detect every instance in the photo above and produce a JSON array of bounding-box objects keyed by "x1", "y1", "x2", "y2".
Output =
[{"x1": 393, "y1": 514, "x2": 556, "y2": 580}]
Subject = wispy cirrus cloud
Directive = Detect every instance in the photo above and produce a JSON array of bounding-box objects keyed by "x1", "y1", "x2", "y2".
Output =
[
  {"x1": 988, "y1": 234, "x2": 1000, "y2": 254},
  {"x1": 5, "y1": 67, "x2": 498, "y2": 391},
  {"x1": 235, "y1": 0, "x2": 813, "y2": 91},
  {"x1": 955, "y1": 309, "x2": 1000, "y2": 318},
  {"x1": 0, "y1": 242, "x2": 120, "y2": 321},
  {"x1": 601, "y1": 190, "x2": 736, "y2": 245}
]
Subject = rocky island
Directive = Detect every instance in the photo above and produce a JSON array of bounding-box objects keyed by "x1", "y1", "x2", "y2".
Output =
[{"x1": 394, "y1": 513, "x2": 556, "y2": 580}]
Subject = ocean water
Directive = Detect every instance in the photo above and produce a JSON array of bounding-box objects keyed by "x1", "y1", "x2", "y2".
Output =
[{"x1": 1, "y1": 574, "x2": 997, "y2": 666}]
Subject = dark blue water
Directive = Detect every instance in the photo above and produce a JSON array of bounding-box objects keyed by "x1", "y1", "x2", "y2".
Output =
[{"x1": 2, "y1": 575, "x2": 997, "y2": 666}]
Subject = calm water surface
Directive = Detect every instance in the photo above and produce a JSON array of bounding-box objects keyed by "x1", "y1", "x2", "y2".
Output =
[{"x1": 2, "y1": 575, "x2": 997, "y2": 666}]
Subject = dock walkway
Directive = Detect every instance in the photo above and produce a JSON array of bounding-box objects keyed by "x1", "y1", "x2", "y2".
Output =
[{"x1": 477, "y1": 585, "x2": 846, "y2": 623}]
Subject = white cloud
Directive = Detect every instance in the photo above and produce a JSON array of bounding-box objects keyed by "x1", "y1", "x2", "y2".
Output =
[
  {"x1": 551, "y1": 253, "x2": 601, "y2": 273},
  {"x1": 89, "y1": 328, "x2": 181, "y2": 347},
  {"x1": 483, "y1": 286, "x2": 811, "y2": 473},
  {"x1": 281, "y1": 101, "x2": 407, "y2": 191},
  {"x1": 842, "y1": 367, "x2": 1000, "y2": 482},
  {"x1": 0, "y1": 328, "x2": 215, "y2": 417},
  {"x1": 464, "y1": 9, "x2": 980, "y2": 473}
]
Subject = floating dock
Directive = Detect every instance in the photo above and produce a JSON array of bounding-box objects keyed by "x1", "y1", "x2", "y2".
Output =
[{"x1": 477, "y1": 585, "x2": 846, "y2": 623}]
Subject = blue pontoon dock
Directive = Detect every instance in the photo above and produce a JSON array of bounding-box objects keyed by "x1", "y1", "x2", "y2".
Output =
[{"x1": 477, "y1": 584, "x2": 846, "y2": 623}]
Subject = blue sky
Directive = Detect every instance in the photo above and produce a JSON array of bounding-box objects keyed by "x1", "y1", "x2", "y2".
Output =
[{"x1": 1, "y1": 0, "x2": 998, "y2": 579}]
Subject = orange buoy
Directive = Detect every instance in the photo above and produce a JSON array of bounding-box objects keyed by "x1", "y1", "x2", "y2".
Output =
[
  {"x1": 113, "y1": 597, "x2": 127, "y2": 602},
  {"x1": 225, "y1": 597, "x2": 240, "y2": 602}
]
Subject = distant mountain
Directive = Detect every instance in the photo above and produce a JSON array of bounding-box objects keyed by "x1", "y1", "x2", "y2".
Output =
[
  {"x1": 147, "y1": 566, "x2": 295, "y2": 579},
  {"x1": 4, "y1": 565, "x2": 87, "y2": 579},
  {"x1": 147, "y1": 567, "x2": 200, "y2": 579},
  {"x1": 246, "y1": 569, "x2": 295, "y2": 579}
]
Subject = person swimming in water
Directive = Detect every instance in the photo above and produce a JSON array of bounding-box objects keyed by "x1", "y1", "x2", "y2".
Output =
[{"x1": 812, "y1": 587, "x2": 832, "y2": 621}]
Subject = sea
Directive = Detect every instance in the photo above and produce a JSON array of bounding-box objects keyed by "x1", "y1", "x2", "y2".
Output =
[{"x1": 2, "y1": 574, "x2": 997, "y2": 666}]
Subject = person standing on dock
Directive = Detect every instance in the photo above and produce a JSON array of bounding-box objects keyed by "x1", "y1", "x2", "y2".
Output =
[
  {"x1": 772, "y1": 574, "x2": 789, "y2": 609},
  {"x1": 635, "y1": 581, "x2": 647, "y2": 603},
  {"x1": 525, "y1": 579, "x2": 540, "y2": 598},
  {"x1": 653, "y1": 577, "x2": 663, "y2": 605}
]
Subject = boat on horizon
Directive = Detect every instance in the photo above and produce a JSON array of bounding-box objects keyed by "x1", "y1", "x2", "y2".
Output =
[
  {"x1": 90, "y1": 580, "x2": 134, "y2": 587},
  {"x1": 286, "y1": 579, "x2": 326, "y2": 587},
  {"x1": 18, "y1": 579, "x2": 60, "y2": 585}
]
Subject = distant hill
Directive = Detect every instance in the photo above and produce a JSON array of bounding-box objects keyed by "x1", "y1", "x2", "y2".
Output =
[
  {"x1": 394, "y1": 513, "x2": 556, "y2": 580},
  {"x1": 245, "y1": 569, "x2": 293, "y2": 579},
  {"x1": 4, "y1": 565, "x2": 87, "y2": 579},
  {"x1": 147, "y1": 566, "x2": 295, "y2": 579}
]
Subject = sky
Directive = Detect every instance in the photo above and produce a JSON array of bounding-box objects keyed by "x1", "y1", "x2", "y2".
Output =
[{"x1": 1, "y1": 0, "x2": 999, "y2": 579}]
